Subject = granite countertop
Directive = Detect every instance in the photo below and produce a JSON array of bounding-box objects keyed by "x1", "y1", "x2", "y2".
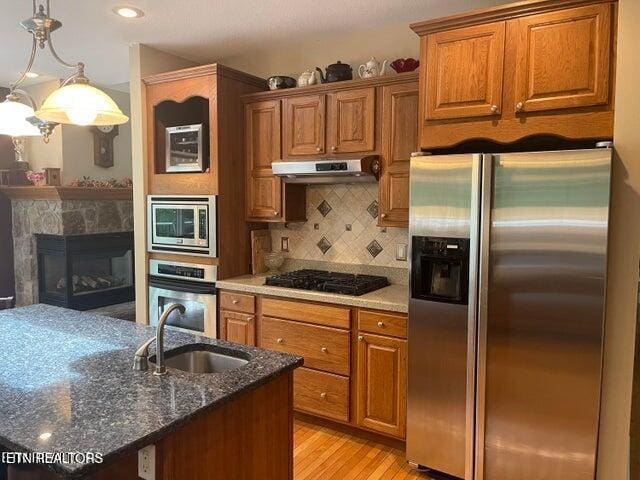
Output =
[
  {"x1": 0, "y1": 304, "x2": 302, "y2": 478},
  {"x1": 216, "y1": 274, "x2": 409, "y2": 313}
]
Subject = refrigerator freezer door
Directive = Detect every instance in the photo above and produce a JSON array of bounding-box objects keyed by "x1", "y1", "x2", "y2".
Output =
[
  {"x1": 407, "y1": 154, "x2": 482, "y2": 479},
  {"x1": 476, "y1": 149, "x2": 612, "y2": 480}
]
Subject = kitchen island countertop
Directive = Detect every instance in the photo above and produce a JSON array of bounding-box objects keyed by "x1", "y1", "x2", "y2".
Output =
[{"x1": 0, "y1": 304, "x2": 302, "y2": 478}]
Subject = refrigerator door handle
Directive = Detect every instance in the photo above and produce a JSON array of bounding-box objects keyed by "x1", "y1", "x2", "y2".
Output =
[{"x1": 474, "y1": 154, "x2": 493, "y2": 480}]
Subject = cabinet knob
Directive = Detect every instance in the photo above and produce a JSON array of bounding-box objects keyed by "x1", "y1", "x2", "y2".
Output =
[
  {"x1": 232, "y1": 300, "x2": 239, "y2": 305},
  {"x1": 331, "y1": 146, "x2": 337, "y2": 152},
  {"x1": 273, "y1": 210, "x2": 280, "y2": 216},
  {"x1": 380, "y1": 213, "x2": 387, "y2": 219},
  {"x1": 276, "y1": 338, "x2": 284, "y2": 344},
  {"x1": 377, "y1": 321, "x2": 385, "y2": 328},
  {"x1": 320, "y1": 392, "x2": 327, "y2": 400},
  {"x1": 316, "y1": 147, "x2": 321, "y2": 153},
  {"x1": 321, "y1": 347, "x2": 328, "y2": 353},
  {"x1": 490, "y1": 105, "x2": 498, "y2": 113},
  {"x1": 516, "y1": 102, "x2": 524, "y2": 112},
  {"x1": 358, "y1": 335, "x2": 364, "y2": 342}
]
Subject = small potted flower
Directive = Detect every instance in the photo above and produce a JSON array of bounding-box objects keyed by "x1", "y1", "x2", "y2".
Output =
[{"x1": 25, "y1": 170, "x2": 46, "y2": 186}]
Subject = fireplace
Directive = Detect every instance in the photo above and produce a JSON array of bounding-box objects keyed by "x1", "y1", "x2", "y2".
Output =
[{"x1": 36, "y1": 232, "x2": 135, "y2": 310}]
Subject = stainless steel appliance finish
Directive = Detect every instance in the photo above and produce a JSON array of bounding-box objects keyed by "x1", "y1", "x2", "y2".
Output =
[
  {"x1": 147, "y1": 195, "x2": 217, "y2": 257},
  {"x1": 407, "y1": 148, "x2": 612, "y2": 480},
  {"x1": 272, "y1": 156, "x2": 379, "y2": 184},
  {"x1": 150, "y1": 346, "x2": 249, "y2": 374},
  {"x1": 165, "y1": 124, "x2": 204, "y2": 173},
  {"x1": 148, "y1": 260, "x2": 217, "y2": 338}
]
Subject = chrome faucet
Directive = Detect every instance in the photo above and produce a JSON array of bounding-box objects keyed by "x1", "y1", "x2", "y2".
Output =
[{"x1": 133, "y1": 303, "x2": 186, "y2": 375}]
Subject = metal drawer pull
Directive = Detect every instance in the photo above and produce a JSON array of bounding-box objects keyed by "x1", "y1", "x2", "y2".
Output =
[
  {"x1": 490, "y1": 105, "x2": 498, "y2": 113},
  {"x1": 516, "y1": 101, "x2": 524, "y2": 111},
  {"x1": 232, "y1": 300, "x2": 239, "y2": 305},
  {"x1": 377, "y1": 321, "x2": 384, "y2": 328},
  {"x1": 276, "y1": 338, "x2": 284, "y2": 344},
  {"x1": 320, "y1": 392, "x2": 327, "y2": 400},
  {"x1": 358, "y1": 335, "x2": 364, "y2": 341},
  {"x1": 321, "y1": 347, "x2": 328, "y2": 353}
]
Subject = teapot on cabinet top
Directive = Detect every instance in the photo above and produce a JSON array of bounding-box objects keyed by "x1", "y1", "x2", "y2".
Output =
[
  {"x1": 315, "y1": 61, "x2": 353, "y2": 83},
  {"x1": 297, "y1": 69, "x2": 317, "y2": 87},
  {"x1": 358, "y1": 57, "x2": 387, "y2": 78}
]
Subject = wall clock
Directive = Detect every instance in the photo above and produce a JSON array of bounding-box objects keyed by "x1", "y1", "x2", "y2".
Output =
[{"x1": 91, "y1": 125, "x2": 119, "y2": 168}]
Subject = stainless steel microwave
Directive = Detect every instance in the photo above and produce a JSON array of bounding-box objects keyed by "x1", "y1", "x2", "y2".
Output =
[{"x1": 147, "y1": 195, "x2": 217, "y2": 257}]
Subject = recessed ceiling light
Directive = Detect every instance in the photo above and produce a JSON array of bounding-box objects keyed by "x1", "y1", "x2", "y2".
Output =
[
  {"x1": 113, "y1": 6, "x2": 144, "y2": 18},
  {"x1": 24, "y1": 72, "x2": 39, "y2": 78}
]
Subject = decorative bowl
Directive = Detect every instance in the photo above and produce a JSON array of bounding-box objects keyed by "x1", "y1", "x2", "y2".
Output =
[
  {"x1": 390, "y1": 58, "x2": 420, "y2": 73},
  {"x1": 267, "y1": 76, "x2": 297, "y2": 90}
]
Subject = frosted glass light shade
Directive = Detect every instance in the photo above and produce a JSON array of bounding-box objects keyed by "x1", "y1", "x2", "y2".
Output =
[
  {"x1": 35, "y1": 83, "x2": 129, "y2": 126},
  {"x1": 0, "y1": 99, "x2": 42, "y2": 137}
]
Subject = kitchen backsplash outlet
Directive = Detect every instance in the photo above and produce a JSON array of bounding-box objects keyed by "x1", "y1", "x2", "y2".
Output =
[{"x1": 269, "y1": 184, "x2": 408, "y2": 268}]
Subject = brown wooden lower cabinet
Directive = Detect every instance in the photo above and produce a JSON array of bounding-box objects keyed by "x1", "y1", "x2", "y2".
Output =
[
  {"x1": 294, "y1": 367, "x2": 350, "y2": 422},
  {"x1": 356, "y1": 332, "x2": 407, "y2": 439},
  {"x1": 220, "y1": 309, "x2": 256, "y2": 346}
]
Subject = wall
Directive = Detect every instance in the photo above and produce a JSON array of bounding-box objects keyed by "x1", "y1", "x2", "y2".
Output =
[
  {"x1": 597, "y1": 0, "x2": 640, "y2": 478},
  {"x1": 270, "y1": 184, "x2": 408, "y2": 268},
  {"x1": 22, "y1": 81, "x2": 132, "y2": 183},
  {"x1": 218, "y1": 21, "x2": 419, "y2": 80},
  {"x1": 129, "y1": 44, "x2": 198, "y2": 325}
]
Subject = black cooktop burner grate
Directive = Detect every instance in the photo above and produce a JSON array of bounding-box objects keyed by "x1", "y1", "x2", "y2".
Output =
[{"x1": 265, "y1": 269, "x2": 389, "y2": 296}]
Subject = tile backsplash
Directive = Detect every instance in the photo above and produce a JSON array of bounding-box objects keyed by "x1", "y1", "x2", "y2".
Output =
[{"x1": 269, "y1": 184, "x2": 408, "y2": 268}]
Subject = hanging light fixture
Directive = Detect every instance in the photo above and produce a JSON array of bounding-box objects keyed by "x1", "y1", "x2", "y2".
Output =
[{"x1": 0, "y1": 0, "x2": 128, "y2": 142}]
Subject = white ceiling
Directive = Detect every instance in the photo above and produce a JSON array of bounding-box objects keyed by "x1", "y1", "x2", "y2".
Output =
[{"x1": 1, "y1": 0, "x2": 505, "y2": 88}]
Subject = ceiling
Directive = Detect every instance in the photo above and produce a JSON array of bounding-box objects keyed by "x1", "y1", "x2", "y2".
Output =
[{"x1": 1, "y1": 0, "x2": 506, "y2": 88}]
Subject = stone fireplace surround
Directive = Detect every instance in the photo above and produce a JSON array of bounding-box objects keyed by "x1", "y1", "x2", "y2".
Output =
[{"x1": 9, "y1": 198, "x2": 133, "y2": 306}]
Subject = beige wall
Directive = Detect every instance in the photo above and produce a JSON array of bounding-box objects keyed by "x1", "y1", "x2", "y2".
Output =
[
  {"x1": 129, "y1": 44, "x2": 197, "y2": 325},
  {"x1": 23, "y1": 81, "x2": 132, "y2": 182},
  {"x1": 598, "y1": 0, "x2": 640, "y2": 478},
  {"x1": 218, "y1": 21, "x2": 419, "y2": 80}
]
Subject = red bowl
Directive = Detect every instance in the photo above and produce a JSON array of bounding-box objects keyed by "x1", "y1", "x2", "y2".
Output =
[{"x1": 390, "y1": 58, "x2": 420, "y2": 73}]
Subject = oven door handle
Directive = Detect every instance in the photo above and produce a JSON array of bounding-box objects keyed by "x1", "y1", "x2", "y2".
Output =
[{"x1": 148, "y1": 276, "x2": 216, "y2": 294}]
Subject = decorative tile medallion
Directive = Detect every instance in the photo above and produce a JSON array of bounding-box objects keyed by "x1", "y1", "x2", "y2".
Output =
[
  {"x1": 345, "y1": 224, "x2": 352, "y2": 231},
  {"x1": 314, "y1": 223, "x2": 320, "y2": 230},
  {"x1": 317, "y1": 200, "x2": 332, "y2": 217},
  {"x1": 366, "y1": 239, "x2": 383, "y2": 258},
  {"x1": 366, "y1": 200, "x2": 379, "y2": 219},
  {"x1": 317, "y1": 236, "x2": 332, "y2": 254}
]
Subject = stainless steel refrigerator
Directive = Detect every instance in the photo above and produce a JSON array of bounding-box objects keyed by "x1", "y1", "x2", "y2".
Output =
[{"x1": 407, "y1": 147, "x2": 612, "y2": 480}]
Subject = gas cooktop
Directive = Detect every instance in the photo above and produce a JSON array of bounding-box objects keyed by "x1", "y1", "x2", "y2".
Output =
[{"x1": 265, "y1": 269, "x2": 389, "y2": 296}]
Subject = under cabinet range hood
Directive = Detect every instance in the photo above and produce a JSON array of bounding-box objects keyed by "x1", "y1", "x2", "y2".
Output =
[{"x1": 272, "y1": 156, "x2": 380, "y2": 184}]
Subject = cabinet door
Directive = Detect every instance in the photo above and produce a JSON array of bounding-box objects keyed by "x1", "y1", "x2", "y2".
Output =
[
  {"x1": 379, "y1": 82, "x2": 418, "y2": 227},
  {"x1": 514, "y1": 3, "x2": 612, "y2": 113},
  {"x1": 425, "y1": 21, "x2": 505, "y2": 120},
  {"x1": 327, "y1": 88, "x2": 375, "y2": 154},
  {"x1": 356, "y1": 333, "x2": 407, "y2": 438},
  {"x1": 283, "y1": 95, "x2": 326, "y2": 157},
  {"x1": 220, "y1": 310, "x2": 255, "y2": 346},
  {"x1": 245, "y1": 100, "x2": 282, "y2": 220}
]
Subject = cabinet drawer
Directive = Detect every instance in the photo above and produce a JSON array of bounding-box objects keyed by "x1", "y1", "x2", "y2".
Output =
[
  {"x1": 294, "y1": 367, "x2": 349, "y2": 422},
  {"x1": 261, "y1": 297, "x2": 350, "y2": 329},
  {"x1": 219, "y1": 291, "x2": 255, "y2": 314},
  {"x1": 261, "y1": 317, "x2": 350, "y2": 376},
  {"x1": 358, "y1": 310, "x2": 407, "y2": 339}
]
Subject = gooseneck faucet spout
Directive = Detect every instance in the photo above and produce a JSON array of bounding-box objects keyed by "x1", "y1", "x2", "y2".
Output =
[{"x1": 133, "y1": 303, "x2": 186, "y2": 375}]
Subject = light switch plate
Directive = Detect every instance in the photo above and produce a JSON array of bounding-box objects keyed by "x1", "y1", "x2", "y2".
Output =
[
  {"x1": 138, "y1": 444, "x2": 156, "y2": 480},
  {"x1": 281, "y1": 237, "x2": 289, "y2": 252},
  {"x1": 396, "y1": 243, "x2": 408, "y2": 261}
]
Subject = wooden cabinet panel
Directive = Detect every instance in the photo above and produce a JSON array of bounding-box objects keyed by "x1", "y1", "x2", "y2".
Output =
[
  {"x1": 294, "y1": 367, "x2": 350, "y2": 422},
  {"x1": 356, "y1": 333, "x2": 407, "y2": 438},
  {"x1": 245, "y1": 100, "x2": 282, "y2": 220},
  {"x1": 425, "y1": 21, "x2": 505, "y2": 120},
  {"x1": 514, "y1": 3, "x2": 612, "y2": 112},
  {"x1": 328, "y1": 88, "x2": 375, "y2": 154},
  {"x1": 261, "y1": 297, "x2": 351, "y2": 329},
  {"x1": 358, "y1": 310, "x2": 407, "y2": 339},
  {"x1": 219, "y1": 291, "x2": 255, "y2": 314},
  {"x1": 220, "y1": 310, "x2": 255, "y2": 346},
  {"x1": 379, "y1": 82, "x2": 418, "y2": 227},
  {"x1": 261, "y1": 317, "x2": 350, "y2": 376},
  {"x1": 283, "y1": 95, "x2": 326, "y2": 157}
]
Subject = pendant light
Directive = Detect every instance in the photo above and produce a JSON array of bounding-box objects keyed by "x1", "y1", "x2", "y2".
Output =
[{"x1": 0, "y1": 0, "x2": 128, "y2": 142}]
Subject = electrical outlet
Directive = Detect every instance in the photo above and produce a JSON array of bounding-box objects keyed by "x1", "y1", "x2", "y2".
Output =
[
  {"x1": 281, "y1": 237, "x2": 289, "y2": 252},
  {"x1": 396, "y1": 243, "x2": 408, "y2": 261},
  {"x1": 138, "y1": 444, "x2": 156, "y2": 480}
]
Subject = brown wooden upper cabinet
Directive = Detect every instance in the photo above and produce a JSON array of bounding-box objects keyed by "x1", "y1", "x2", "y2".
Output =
[
  {"x1": 327, "y1": 88, "x2": 376, "y2": 154},
  {"x1": 513, "y1": 3, "x2": 612, "y2": 113},
  {"x1": 283, "y1": 94, "x2": 326, "y2": 157},
  {"x1": 411, "y1": 0, "x2": 617, "y2": 149},
  {"x1": 425, "y1": 21, "x2": 505, "y2": 120},
  {"x1": 245, "y1": 100, "x2": 282, "y2": 220}
]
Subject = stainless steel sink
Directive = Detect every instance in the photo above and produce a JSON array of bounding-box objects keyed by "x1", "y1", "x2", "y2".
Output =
[{"x1": 150, "y1": 346, "x2": 249, "y2": 374}]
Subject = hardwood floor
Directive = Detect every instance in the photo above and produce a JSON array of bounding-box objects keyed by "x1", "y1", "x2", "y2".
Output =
[{"x1": 294, "y1": 418, "x2": 431, "y2": 480}]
